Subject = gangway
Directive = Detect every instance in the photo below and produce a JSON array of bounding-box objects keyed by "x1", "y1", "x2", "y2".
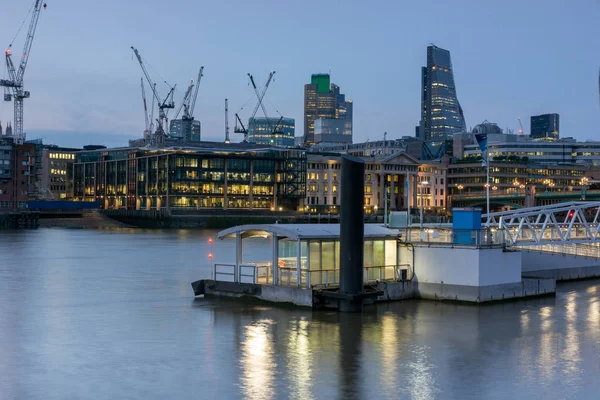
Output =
[{"x1": 484, "y1": 201, "x2": 600, "y2": 246}]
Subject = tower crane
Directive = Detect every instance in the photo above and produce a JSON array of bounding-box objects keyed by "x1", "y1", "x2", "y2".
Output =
[
  {"x1": 517, "y1": 117, "x2": 525, "y2": 135},
  {"x1": 225, "y1": 98, "x2": 230, "y2": 143},
  {"x1": 234, "y1": 71, "x2": 276, "y2": 142},
  {"x1": 131, "y1": 46, "x2": 175, "y2": 143},
  {"x1": 140, "y1": 78, "x2": 150, "y2": 137},
  {"x1": 189, "y1": 67, "x2": 203, "y2": 120},
  {"x1": 174, "y1": 80, "x2": 194, "y2": 120},
  {"x1": 0, "y1": 0, "x2": 46, "y2": 144}
]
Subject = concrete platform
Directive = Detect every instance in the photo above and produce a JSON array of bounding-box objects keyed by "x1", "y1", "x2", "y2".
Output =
[
  {"x1": 521, "y1": 250, "x2": 600, "y2": 281},
  {"x1": 192, "y1": 277, "x2": 555, "y2": 309}
]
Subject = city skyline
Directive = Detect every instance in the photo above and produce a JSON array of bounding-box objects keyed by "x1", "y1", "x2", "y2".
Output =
[{"x1": 0, "y1": 0, "x2": 599, "y2": 148}]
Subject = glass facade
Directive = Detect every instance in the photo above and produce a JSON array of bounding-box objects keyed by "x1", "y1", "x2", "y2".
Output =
[
  {"x1": 169, "y1": 119, "x2": 201, "y2": 143},
  {"x1": 247, "y1": 117, "x2": 295, "y2": 147},
  {"x1": 303, "y1": 74, "x2": 352, "y2": 145},
  {"x1": 73, "y1": 147, "x2": 306, "y2": 210},
  {"x1": 530, "y1": 113, "x2": 559, "y2": 141},
  {"x1": 420, "y1": 45, "x2": 466, "y2": 142}
]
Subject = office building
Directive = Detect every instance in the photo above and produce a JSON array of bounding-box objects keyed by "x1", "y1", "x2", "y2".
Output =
[
  {"x1": 248, "y1": 117, "x2": 295, "y2": 147},
  {"x1": 169, "y1": 118, "x2": 201, "y2": 143},
  {"x1": 530, "y1": 113, "x2": 559, "y2": 141},
  {"x1": 0, "y1": 136, "x2": 36, "y2": 209},
  {"x1": 73, "y1": 143, "x2": 306, "y2": 211},
  {"x1": 304, "y1": 74, "x2": 353, "y2": 144},
  {"x1": 418, "y1": 45, "x2": 466, "y2": 143},
  {"x1": 314, "y1": 118, "x2": 350, "y2": 144},
  {"x1": 311, "y1": 137, "x2": 422, "y2": 160},
  {"x1": 304, "y1": 152, "x2": 419, "y2": 214},
  {"x1": 41, "y1": 145, "x2": 80, "y2": 199}
]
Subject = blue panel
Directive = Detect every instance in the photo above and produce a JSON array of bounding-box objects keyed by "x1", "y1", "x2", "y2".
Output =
[{"x1": 452, "y1": 208, "x2": 482, "y2": 245}]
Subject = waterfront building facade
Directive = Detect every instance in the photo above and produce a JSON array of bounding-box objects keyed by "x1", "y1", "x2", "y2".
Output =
[
  {"x1": 247, "y1": 117, "x2": 295, "y2": 147},
  {"x1": 462, "y1": 135, "x2": 600, "y2": 166},
  {"x1": 0, "y1": 136, "x2": 36, "y2": 209},
  {"x1": 72, "y1": 144, "x2": 306, "y2": 211},
  {"x1": 417, "y1": 162, "x2": 448, "y2": 212},
  {"x1": 530, "y1": 113, "x2": 559, "y2": 141},
  {"x1": 447, "y1": 161, "x2": 597, "y2": 210},
  {"x1": 304, "y1": 74, "x2": 353, "y2": 144},
  {"x1": 304, "y1": 152, "x2": 420, "y2": 214},
  {"x1": 41, "y1": 146, "x2": 79, "y2": 199}
]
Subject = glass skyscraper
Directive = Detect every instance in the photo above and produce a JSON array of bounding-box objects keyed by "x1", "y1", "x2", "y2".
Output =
[
  {"x1": 530, "y1": 113, "x2": 559, "y2": 141},
  {"x1": 247, "y1": 117, "x2": 295, "y2": 147},
  {"x1": 419, "y1": 45, "x2": 466, "y2": 142},
  {"x1": 304, "y1": 74, "x2": 352, "y2": 145}
]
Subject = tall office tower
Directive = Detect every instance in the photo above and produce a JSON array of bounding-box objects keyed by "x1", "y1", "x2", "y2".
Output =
[
  {"x1": 304, "y1": 74, "x2": 353, "y2": 145},
  {"x1": 419, "y1": 45, "x2": 466, "y2": 142},
  {"x1": 247, "y1": 117, "x2": 295, "y2": 147},
  {"x1": 530, "y1": 113, "x2": 559, "y2": 141}
]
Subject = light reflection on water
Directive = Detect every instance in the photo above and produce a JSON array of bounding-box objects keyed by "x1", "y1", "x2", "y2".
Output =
[{"x1": 2, "y1": 229, "x2": 600, "y2": 399}]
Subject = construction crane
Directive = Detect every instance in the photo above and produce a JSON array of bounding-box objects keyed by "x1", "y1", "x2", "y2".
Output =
[
  {"x1": 189, "y1": 67, "x2": 204, "y2": 120},
  {"x1": 140, "y1": 78, "x2": 150, "y2": 137},
  {"x1": 224, "y1": 98, "x2": 230, "y2": 143},
  {"x1": 174, "y1": 80, "x2": 194, "y2": 120},
  {"x1": 0, "y1": 0, "x2": 46, "y2": 144},
  {"x1": 234, "y1": 71, "x2": 276, "y2": 142},
  {"x1": 131, "y1": 46, "x2": 175, "y2": 142},
  {"x1": 517, "y1": 117, "x2": 525, "y2": 135}
]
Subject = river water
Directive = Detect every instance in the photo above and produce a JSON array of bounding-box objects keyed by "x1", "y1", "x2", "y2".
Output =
[{"x1": 1, "y1": 228, "x2": 600, "y2": 399}]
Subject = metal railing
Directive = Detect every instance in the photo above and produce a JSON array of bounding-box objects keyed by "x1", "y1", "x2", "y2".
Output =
[
  {"x1": 213, "y1": 263, "x2": 413, "y2": 288},
  {"x1": 238, "y1": 264, "x2": 257, "y2": 284},
  {"x1": 214, "y1": 263, "x2": 236, "y2": 282},
  {"x1": 517, "y1": 243, "x2": 600, "y2": 259},
  {"x1": 405, "y1": 228, "x2": 506, "y2": 246},
  {"x1": 278, "y1": 266, "x2": 300, "y2": 287}
]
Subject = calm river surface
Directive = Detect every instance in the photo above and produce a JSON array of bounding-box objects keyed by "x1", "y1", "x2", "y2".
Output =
[{"x1": 2, "y1": 228, "x2": 600, "y2": 399}]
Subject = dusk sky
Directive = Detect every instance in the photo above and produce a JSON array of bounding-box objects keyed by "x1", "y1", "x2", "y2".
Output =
[{"x1": 1, "y1": 0, "x2": 599, "y2": 148}]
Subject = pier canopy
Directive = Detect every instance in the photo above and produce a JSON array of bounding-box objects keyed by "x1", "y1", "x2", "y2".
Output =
[
  {"x1": 217, "y1": 224, "x2": 403, "y2": 288},
  {"x1": 218, "y1": 223, "x2": 398, "y2": 241}
]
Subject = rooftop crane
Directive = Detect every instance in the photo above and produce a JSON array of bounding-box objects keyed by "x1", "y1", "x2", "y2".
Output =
[
  {"x1": 517, "y1": 117, "x2": 525, "y2": 135},
  {"x1": 189, "y1": 67, "x2": 204, "y2": 120},
  {"x1": 224, "y1": 98, "x2": 230, "y2": 143},
  {"x1": 131, "y1": 46, "x2": 175, "y2": 142},
  {"x1": 234, "y1": 71, "x2": 276, "y2": 142},
  {"x1": 0, "y1": 0, "x2": 46, "y2": 144},
  {"x1": 174, "y1": 80, "x2": 194, "y2": 120},
  {"x1": 140, "y1": 78, "x2": 150, "y2": 137}
]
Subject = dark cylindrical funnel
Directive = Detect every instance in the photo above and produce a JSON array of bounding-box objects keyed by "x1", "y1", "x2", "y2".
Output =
[{"x1": 339, "y1": 155, "x2": 365, "y2": 312}]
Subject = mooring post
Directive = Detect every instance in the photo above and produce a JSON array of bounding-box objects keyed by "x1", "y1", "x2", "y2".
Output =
[{"x1": 339, "y1": 154, "x2": 365, "y2": 312}]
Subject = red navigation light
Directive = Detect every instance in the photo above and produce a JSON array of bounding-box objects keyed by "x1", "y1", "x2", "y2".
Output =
[
  {"x1": 208, "y1": 238, "x2": 213, "y2": 244},
  {"x1": 208, "y1": 253, "x2": 213, "y2": 259},
  {"x1": 5, "y1": 49, "x2": 10, "y2": 56},
  {"x1": 568, "y1": 211, "x2": 575, "y2": 218}
]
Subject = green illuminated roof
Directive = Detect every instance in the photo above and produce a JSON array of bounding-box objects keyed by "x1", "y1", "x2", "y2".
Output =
[{"x1": 311, "y1": 74, "x2": 330, "y2": 93}]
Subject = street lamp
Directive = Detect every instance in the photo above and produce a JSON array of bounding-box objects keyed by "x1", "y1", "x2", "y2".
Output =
[
  {"x1": 420, "y1": 180, "x2": 429, "y2": 230},
  {"x1": 456, "y1": 184, "x2": 464, "y2": 196}
]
